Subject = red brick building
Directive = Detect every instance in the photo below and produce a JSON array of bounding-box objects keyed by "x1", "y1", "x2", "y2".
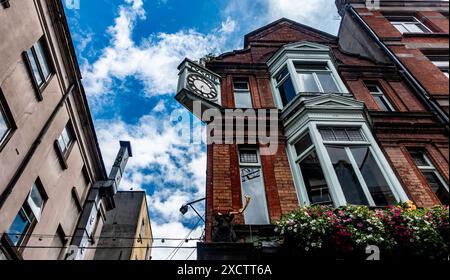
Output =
[{"x1": 176, "y1": 1, "x2": 448, "y2": 260}]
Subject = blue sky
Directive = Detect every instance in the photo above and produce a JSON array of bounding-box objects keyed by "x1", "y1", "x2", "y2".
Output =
[{"x1": 64, "y1": 0, "x2": 341, "y2": 260}]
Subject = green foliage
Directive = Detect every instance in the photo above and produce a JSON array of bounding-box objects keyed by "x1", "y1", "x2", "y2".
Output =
[{"x1": 275, "y1": 204, "x2": 449, "y2": 259}]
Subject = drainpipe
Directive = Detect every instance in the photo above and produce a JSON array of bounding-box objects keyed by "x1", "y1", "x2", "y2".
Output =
[{"x1": 346, "y1": 5, "x2": 449, "y2": 130}]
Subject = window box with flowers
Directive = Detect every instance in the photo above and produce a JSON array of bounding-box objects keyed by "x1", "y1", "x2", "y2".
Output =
[{"x1": 275, "y1": 202, "x2": 449, "y2": 260}]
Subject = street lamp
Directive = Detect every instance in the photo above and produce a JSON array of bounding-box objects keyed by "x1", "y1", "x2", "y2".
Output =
[{"x1": 180, "y1": 198, "x2": 206, "y2": 222}]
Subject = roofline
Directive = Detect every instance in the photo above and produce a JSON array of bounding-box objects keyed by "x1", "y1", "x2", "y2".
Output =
[
  {"x1": 243, "y1": 18, "x2": 338, "y2": 48},
  {"x1": 56, "y1": 0, "x2": 107, "y2": 179}
]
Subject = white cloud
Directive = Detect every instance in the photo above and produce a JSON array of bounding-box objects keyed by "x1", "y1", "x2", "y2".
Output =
[
  {"x1": 75, "y1": 0, "x2": 342, "y2": 260},
  {"x1": 95, "y1": 106, "x2": 206, "y2": 259},
  {"x1": 223, "y1": 0, "x2": 341, "y2": 36},
  {"x1": 81, "y1": 0, "x2": 235, "y2": 103}
]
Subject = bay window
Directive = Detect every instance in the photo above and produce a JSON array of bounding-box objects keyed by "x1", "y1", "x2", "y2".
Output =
[
  {"x1": 289, "y1": 124, "x2": 404, "y2": 207},
  {"x1": 294, "y1": 133, "x2": 331, "y2": 205},
  {"x1": 296, "y1": 63, "x2": 340, "y2": 93},
  {"x1": 269, "y1": 44, "x2": 348, "y2": 109},
  {"x1": 275, "y1": 67, "x2": 296, "y2": 106},
  {"x1": 238, "y1": 148, "x2": 270, "y2": 225}
]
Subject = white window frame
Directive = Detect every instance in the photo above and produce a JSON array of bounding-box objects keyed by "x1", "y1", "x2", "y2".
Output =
[
  {"x1": 27, "y1": 182, "x2": 45, "y2": 221},
  {"x1": 431, "y1": 60, "x2": 449, "y2": 78},
  {"x1": 365, "y1": 83, "x2": 396, "y2": 111},
  {"x1": 295, "y1": 63, "x2": 340, "y2": 93},
  {"x1": 233, "y1": 79, "x2": 253, "y2": 108},
  {"x1": 238, "y1": 147, "x2": 270, "y2": 225},
  {"x1": 410, "y1": 151, "x2": 449, "y2": 195},
  {"x1": 286, "y1": 122, "x2": 409, "y2": 207},
  {"x1": 290, "y1": 129, "x2": 333, "y2": 206},
  {"x1": 57, "y1": 125, "x2": 73, "y2": 154},
  {"x1": 389, "y1": 16, "x2": 432, "y2": 34},
  {"x1": 272, "y1": 59, "x2": 349, "y2": 110}
]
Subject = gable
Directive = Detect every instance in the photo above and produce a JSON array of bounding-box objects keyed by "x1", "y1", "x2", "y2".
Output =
[{"x1": 244, "y1": 18, "x2": 337, "y2": 48}]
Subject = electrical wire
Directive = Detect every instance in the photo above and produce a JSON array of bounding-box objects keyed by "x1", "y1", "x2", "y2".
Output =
[
  {"x1": 165, "y1": 215, "x2": 204, "y2": 260},
  {"x1": 9, "y1": 245, "x2": 197, "y2": 250},
  {"x1": 185, "y1": 229, "x2": 204, "y2": 261},
  {"x1": 5, "y1": 232, "x2": 202, "y2": 241}
]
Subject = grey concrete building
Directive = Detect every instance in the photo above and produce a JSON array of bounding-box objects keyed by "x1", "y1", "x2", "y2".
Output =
[
  {"x1": 94, "y1": 192, "x2": 153, "y2": 261},
  {"x1": 0, "y1": 0, "x2": 135, "y2": 260}
]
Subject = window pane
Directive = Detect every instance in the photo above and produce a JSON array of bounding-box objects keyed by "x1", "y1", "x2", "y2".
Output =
[
  {"x1": 393, "y1": 23, "x2": 408, "y2": 34},
  {"x1": 346, "y1": 128, "x2": 365, "y2": 142},
  {"x1": 296, "y1": 64, "x2": 328, "y2": 71},
  {"x1": 333, "y1": 128, "x2": 349, "y2": 141},
  {"x1": 35, "y1": 40, "x2": 51, "y2": 79},
  {"x1": 319, "y1": 128, "x2": 365, "y2": 142},
  {"x1": 327, "y1": 146, "x2": 369, "y2": 205},
  {"x1": 234, "y1": 91, "x2": 253, "y2": 108},
  {"x1": 240, "y1": 150, "x2": 258, "y2": 164},
  {"x1": 374, "y1": 96, "x2": 391, "y2": 111},
  {"x1": 404, "y1": 23, "x2": 428, "y2": 33},
  {"x1": 58, "y1": 134, "x2": 66, "y2": 153},
  {"x1": 240, "y1": 167, "x2": 269, "y2": 224},
  {"x1": 410, "y1": 151, "x2": 429, "y2": 167},
  {"x1": 317, "y1": 73, "x2": 339, "y2": 93},
  {"x1": 62, "y1": 127, "x2": 71, "y2": 146},
  {"x1": 299, "y1": 150, "x2": 332, "y2": 205},
  {"x1": 294, "y1": 133, "x2": 313, "y2": 157},
  {"x1": 0, "y1": 108, "x2": 9, "y2": 141},
  {"x1": 297, "y1": 73, "x2": 320, "y2": 92},
  {"x1": 319, "y1": 128, "x2": 336, "y2": 141},
  {"x1": 351, "y1": 147, "x2": 396, "y2": 206},
  {"x1": 27, "y1": 49, "x2": 43, "y2": 86},
  {"x1": 366, "y1": 84, "x2": 380, "y2": 93},
  {"x1": 278, "y1": 77, "x2": 296, "y2": 106},
  {"x1": 275, "y1": 67, "x2": 289, "y2": 83},
  {"x1": 422, "y1": 171, "x2": 449, "y2": 205},
  {"x1": 28, "y1": 183, "x2": 44, "y2": 220},
  {"x1": 233, "y1": 80, "x2": 249, "y2": 90},
  {"x1": 8, "y1": 208, "x2": 31, "y2": 246}
]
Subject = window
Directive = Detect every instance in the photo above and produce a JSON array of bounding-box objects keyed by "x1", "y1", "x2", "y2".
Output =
[
  {"x1": 24, "y1": 37, "x2": 52, "y2": 97},
  {"x1": 409, "y1": 150, "x2": 449, "y2": 205},
  {"x1": 273, "y1": 62, "x2": 343, "y2": 107},
  {"x1": 365, "y1": 82, "x2": 395, "y2": 111},
  {"x1": 0, "y1": 101, "x2": 11, "y2": 146},
  {"x1": 57, "y1": 123, "x2": 74, "y2": 155},
  {"x1": 275, "y1": 67, "x2": 296, "y2": 106},
  {"x1": 233, "y1": 78, "x2": 253, "y2": 108},
  {"x1": 7, "y1": 180, "x2": 47, "y2": 246},
  {"x1": 319, "y1": 127, "x2": 366, "y2": 142},
  {"x1": 294, "y1": 133, "x2": 332, "y2": 205},
  {"x1": 139, "y1": 218, "x2": 145, "y2": 243},
  {"x1": 425, "y1": 54, "x2": 449, "y2": 78},
  {"x1": 386, "y1": 16, "x2": 432, "y2": 34},
  {"x1": 145, "y1": 245, "x2": 151, "y2": 260},
  {"x1": 0, "y1": 89, "x2": 15, "y2": 149},
  {"x1": 238, "y1": 148, "x2": 270, "y2": 225},
  {"x1": 295, "y1": 63, "x2": 340, "y2": 94},
  {"x1": 291, "y1": 126, "x2": 401, "y2": 207},
  {"x1": 320, "y1": 127, "x2": 397, "y2": 206}
]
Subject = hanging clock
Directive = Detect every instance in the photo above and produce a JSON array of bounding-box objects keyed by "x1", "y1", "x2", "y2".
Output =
[{"x1": 186, "y1": 74, "x2": 218, "y2": 100}]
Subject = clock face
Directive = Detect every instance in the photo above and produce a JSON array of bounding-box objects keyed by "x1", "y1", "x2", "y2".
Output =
[{"x1": 187, "y1": 74, "x2": 218, "y2": 100}]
